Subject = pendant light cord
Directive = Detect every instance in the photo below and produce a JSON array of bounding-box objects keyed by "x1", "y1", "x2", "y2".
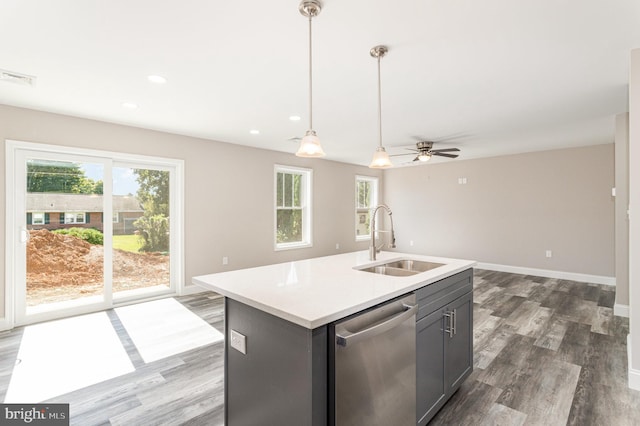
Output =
[
  {"x1": 377, "y1": 55, "x2": 382, "y2": 149},
  {"x1": 308, "y1": 14, "x2": 313, "y2": 130}
]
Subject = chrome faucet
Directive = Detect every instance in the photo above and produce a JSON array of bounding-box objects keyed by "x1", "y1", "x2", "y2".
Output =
[{"x1": 369, "y1": 204, "x2": 396, "y2": 261}]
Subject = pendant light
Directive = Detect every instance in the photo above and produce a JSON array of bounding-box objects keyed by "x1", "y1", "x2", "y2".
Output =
[
  {"x1": 296, "y1": 0, "x2": 326, "y2": 157},
  {"x1": 369, "y1": 45, "x2": 392, "y2": 168}
]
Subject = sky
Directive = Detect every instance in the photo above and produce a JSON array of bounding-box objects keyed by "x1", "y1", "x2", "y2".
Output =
[{"x1": 81, "y1": 164, "x2": 139, "y2": 195}]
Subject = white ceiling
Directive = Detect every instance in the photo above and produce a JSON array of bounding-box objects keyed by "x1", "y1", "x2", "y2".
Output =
[{"x1": 1, "y1": 0, "x2": 639, "y2": 166}]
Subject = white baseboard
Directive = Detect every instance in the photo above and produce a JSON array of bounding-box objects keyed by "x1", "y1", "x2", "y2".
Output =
[
  {"x1": 476, "y1": 262, "x2": 616, "y2": 286},
  {"x1": 614, "y1": 303, "x2": 630, "y2": 318},
  {"x1": 628, "y1": 335, "x2": 640, "y2": 391},
  {"x1": 0, "y1": 317, "x2": 12, "y2": 332}
]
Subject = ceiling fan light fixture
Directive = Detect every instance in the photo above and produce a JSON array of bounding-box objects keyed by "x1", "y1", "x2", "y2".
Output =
[
  {"x1": 297, "y1": 130, "x2": 326, "y2": 157},
  {"x1": 369, "y1": 146, "x2": 393, "y2": 168},
  {"x1": 296, "y1": 0, "x2": 326, "y2": 158},
  {"x1": 418, "y1": 152, "x2": 431, "y2": 162}
]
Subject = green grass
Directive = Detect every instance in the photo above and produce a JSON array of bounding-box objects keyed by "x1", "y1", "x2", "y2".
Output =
[{"x1": 113, "y1": 234, "x2": 143, "y2": 253}]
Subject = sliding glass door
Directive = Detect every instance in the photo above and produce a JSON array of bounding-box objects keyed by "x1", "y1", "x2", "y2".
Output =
[
  {"x1": 111, "y1": 164, "x2": 172, "y2": 301},
  {"x1": 8, "y1": 142, "x2": 182, "y2": 326}
]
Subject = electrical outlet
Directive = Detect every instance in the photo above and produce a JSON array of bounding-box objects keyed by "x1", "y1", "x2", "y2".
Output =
[
  {"x1": 222, "y1": 256, "x2": 228, "y2": 265},
  {"x1": 410, "y1": 240, "x2": 414, "y2": 246},
  {"x1": 546, "y1": 250, "x2": 552, "y2": 258},
  {"x1": 336, "y1": 243, "x2": 340, "y2": 250},
  {"x1": 230, "y1": 330, "x2": 246, "y2": 354}
]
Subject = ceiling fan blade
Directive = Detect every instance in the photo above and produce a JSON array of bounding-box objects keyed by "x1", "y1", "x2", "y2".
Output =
[
  {"x1": 413, "y1": 156, "x2": 420, "y2": 162},
  {"x1": 390, "y1": 153, "x2": 414, "y2": 157},
  {"x1": 430, "y1": 148, "x2": 460, "y2": 153},
  {"x1": 432, "y1": 152, "x2": 459, "y2": 158}
]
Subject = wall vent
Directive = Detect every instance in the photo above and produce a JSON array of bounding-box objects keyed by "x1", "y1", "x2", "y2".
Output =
[{"x1": 0, "y1": 69, "x2": 36, "y2": 87}]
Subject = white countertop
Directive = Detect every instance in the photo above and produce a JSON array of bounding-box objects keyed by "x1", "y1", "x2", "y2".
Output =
[{"x1": 192, "y1": 251, "x2": 476, "y2": 329}]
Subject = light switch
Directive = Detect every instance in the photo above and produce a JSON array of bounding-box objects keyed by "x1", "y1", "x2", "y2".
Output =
[{"x1": 230, "y1": 330, "x2": 247, "y2": 354}]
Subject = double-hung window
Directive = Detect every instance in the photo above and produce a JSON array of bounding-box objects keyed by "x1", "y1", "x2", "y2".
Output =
[
  {"x1": 32, "y1": 212, "x2": 45, "y2": 225},
  {"x1": 355, "y1": 175, "x2": 379, "y2": 240},
  {"x1": 275, "y1": 165, "x2": 312, "y2": 250},
  {"x1": 65, "y1": 212, "x2": 86, "y2": 224}
]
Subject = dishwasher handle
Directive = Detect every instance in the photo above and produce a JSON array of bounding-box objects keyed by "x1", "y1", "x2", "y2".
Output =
[{"x1": 335, "y1": 303, "x2": 417, "y2": 347}]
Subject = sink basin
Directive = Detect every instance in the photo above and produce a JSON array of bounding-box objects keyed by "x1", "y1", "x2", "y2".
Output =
[
  {"x1": 382, "y1": 259, "x2": 444, "y2": 273},
  {"x1": 357, "y1": 259, "x2": 445, "y2": 276},
  {"x1": 358, "y1": 265, "x2": 419, "y2": 277}
]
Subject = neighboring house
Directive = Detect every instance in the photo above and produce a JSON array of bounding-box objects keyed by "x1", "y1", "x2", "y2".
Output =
[{"x1": 26, "y1": 193, "x2": 144, "y2": 234}]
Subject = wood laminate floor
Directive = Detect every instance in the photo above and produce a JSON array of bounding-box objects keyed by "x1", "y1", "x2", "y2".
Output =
[
  {"x1": 0, "y1": 271, "x2": 638, "y2": 425},
  {"x1": 431, "y1": 270, "x2": 640, "y2": 426}
]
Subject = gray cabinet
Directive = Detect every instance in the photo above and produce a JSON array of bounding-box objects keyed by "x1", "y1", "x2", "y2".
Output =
[
  {"x1": 416, "y1": 269, "x2": 473, "y2": 426},
  {"x1": 223, "y1": 268, "x2": 472, "y2": 426},
  {"x1": 445, "y1": 291, "x2": 473, "y2": 391},
  {"x1": 417, "y1": 309, "x2": 447, "y2": 423}
]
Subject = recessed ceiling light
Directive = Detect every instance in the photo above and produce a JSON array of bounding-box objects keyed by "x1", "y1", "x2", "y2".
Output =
[
  {"x1": 250, "y1": 129, "x2": 260, "y2": 135},
  {"x1": 0, "y1": 68, "x2": 36, "y2": 87},
  {"x1": 147, "y1": 75, "x2": 167, "y2": 84},
  {"x1": 122, "y1": 102, "x2": 138, "y2": 109},
  {"x1": 289, "y1": 115, "x2": 301, "y2": 121}
]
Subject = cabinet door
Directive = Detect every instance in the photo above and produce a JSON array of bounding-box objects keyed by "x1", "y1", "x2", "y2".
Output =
[
  {"x1": 416, "y1": 309, "x2": 446, "y2": 426},
  {"x1": 444, "y1": 291, "x2": 473, "y2": 392}
]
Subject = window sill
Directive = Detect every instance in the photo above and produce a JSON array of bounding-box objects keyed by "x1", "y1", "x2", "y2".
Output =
[{"x1": 275, "y1": 242, "x2": 313, "y2": 251}]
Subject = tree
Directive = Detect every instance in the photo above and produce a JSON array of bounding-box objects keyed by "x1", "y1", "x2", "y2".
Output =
[
  {"x1": 27, "y1": 161, "x2": 102, "y2": 194},
  {"x1": 134, "y1": 169, "x2": 169, "y2": 216},
  {"x1": 73, "y1": 177, "x2": 103, "y2": 195},
  {"x1": 133, "y1": 169, "x2": 170, "y2": 252}
]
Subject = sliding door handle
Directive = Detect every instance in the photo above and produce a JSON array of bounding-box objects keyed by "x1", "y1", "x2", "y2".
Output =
[{"x1": 20, "y1": 227, "x2": 31, "y2": 244}]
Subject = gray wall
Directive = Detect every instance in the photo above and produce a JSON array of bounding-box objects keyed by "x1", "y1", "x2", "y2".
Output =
[
  {"x1": 615, "y1": 113, "x2": 629, "y2": 308},
  {"x1": 0, "y1": 104, "x2": 381, "y2": 319},
  {"x1": 383, "y1": 144, "x2": 615, "y2": 278},
  {"x1": 628, "y1": 48, "x2": 640, "y2": 384}
]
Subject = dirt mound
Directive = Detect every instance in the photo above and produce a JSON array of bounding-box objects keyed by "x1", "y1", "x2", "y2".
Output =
[
  {"x1": 28, "y1": 229, "x2": 94, "y2": 274},
  {"x1": 26, "y1": 229, "x2": 170, "y2": 305}
]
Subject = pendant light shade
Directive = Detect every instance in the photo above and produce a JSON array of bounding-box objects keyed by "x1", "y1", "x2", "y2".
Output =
[
  {"x1": 369, "y1": 45, "x2": 392, "y2": 169},
  {"x1": 298, "y1": 130, "x2": 324, "y2": 156},
  {"x1": 370, "y1": 146, "x2": 392, "y2": 168},
  {"x1": 296, "y1": 0, "x2": 326, "y2": 158}
]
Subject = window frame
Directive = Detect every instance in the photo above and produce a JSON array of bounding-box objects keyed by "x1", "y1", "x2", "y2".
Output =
[
  {"x1": 32, "y1": 212, "x2": 45, "y2": 225},
  {"x1": 355, "y1": 175, "x2": 379, "y2": 241},
  {"x1": 274, "y1": 164, "x2": 313, "y2": 251},
  {"x1": 64, "y1": 211, "x2": 86, "y2": 224}
]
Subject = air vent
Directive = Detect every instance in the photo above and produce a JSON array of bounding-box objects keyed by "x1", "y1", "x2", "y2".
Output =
[{"x1": 0, "y1": 69, "x2": 36, "y2": 87}]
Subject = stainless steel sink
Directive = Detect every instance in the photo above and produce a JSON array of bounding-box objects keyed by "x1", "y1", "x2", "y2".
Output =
[
  {"x1": 357, "y1": 259, "x2": 445, "y2": 276},
  {"x1": 382, "y1": 259, "x2": 444, "y2": 273},
  {"x1": 358, "y1": 265, "x2": 419, "y2": 277}
]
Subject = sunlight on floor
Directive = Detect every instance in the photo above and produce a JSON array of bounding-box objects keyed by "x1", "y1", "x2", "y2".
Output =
[
  {"x1": 115, "y1": 298, "x2": 224, "y2": 363},
  {"x1": 4, "y1": 312, "x2": 135, "y2": 403}
]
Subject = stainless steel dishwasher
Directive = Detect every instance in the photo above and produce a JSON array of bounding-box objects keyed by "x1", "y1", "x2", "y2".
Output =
[{"x1": 332, "y1": 294, "x2": 417, "y2": 426}]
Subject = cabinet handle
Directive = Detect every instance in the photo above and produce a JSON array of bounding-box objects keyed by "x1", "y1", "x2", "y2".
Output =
[
  {"x1": 443, "y1": 311, "x2": 454, "y2": 338},
  {"x1": 452, "y1": 309, "x2": 457, "y2": 335}
]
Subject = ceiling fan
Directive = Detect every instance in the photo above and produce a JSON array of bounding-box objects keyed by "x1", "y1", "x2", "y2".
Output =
[{"x1": 391, "y1": 141, "x2": 460, "y2": 163}]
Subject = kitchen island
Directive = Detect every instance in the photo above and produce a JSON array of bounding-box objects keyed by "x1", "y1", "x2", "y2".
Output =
[{"x1": 193, "y1": 251, "x2": 476, "y2": 425}]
